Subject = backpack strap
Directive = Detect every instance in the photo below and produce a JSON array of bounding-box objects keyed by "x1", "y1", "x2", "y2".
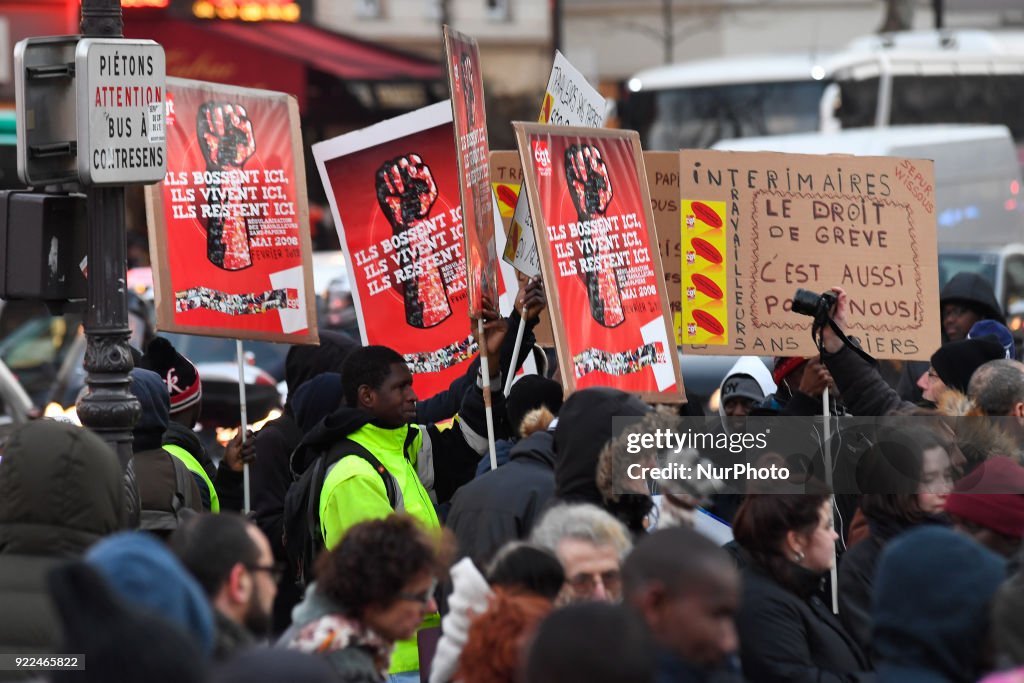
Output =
[
  {"x1": 170, "y1": 453, "x2": 193, "y2": 518},
  {"x1": 403, "y1": 425, "x2": 417, "y2": 464},
  {"x1": 331, "y1": 438, "x2": 400, "y2": 510}
]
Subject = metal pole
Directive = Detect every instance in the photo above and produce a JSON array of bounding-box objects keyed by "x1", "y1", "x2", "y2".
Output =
[
  {"x1": 75, "y1": 0, "x2": 140, "y2": 471},
  {"x1": 551, "y1": 0, "x2": 563, "y2": 55},
  {"x1": 237, "y1": 340, "x2": 250, "y2": 513},
  {"x1": 440, "y1": 0, "x2": 451, "y2": 58},
  {"x1": 823, "y1": 387, "x2": 839, "y2": 615},
  {"x1": 933, "y1": 0, "x2": 944, "y2": 29},
  {"x1": 479, "y1": 318, "x2": 498, "y2": 471},
  {"x1": 663, "y1": 0, "x2": 674, "y2": 64}
]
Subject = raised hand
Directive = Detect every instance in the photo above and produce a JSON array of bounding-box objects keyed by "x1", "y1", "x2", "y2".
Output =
[
  {"x1": 563, "y1": 143, "x2": 623, "y2": 328},
  {"x1": 473, "y1": 296, "x2": 508, "y2": 378},
  {"x1": 375, "y1": 154, "x2": 439, "y2": 229},
  {"x1": 375, "y1": 155, "x2": 450, "y2": 329},
  {"x1": 517, "y1": 276, "x2": 547, "y2": 321},
  {"x1": 565, "y1": 144, "x2": 613, "y2": 218},
  {"x1": 797, "y1": 357, "x2": 835, "y2": 399},
  {"x1": 196, "y1": 102, "x2": 257, "y2": 271},
  {"x1": 197, "y1": 103, "x2": 256, "y2": 170}
]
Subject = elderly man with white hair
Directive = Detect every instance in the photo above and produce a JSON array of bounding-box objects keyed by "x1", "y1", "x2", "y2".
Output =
[{"x1": 531, "y1": 503, "x2": 633, "y2": 605}]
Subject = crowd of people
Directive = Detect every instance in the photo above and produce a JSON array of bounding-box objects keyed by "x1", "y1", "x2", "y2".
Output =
[{"x1": 3, "y1": 273, "x2": 1024, "y2": 683}]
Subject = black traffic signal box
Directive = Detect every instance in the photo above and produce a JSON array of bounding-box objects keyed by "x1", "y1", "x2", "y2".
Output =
[{"x1": 0, "y1": 190, "x2": 87, "y2": 311}]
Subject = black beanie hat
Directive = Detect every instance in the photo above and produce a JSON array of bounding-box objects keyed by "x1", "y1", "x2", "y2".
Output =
[
  {"x1": 930, "y1": 338, "x2": 1006, "y2": 394},
  {"x1": 141, "y1": 337, "x2": 202, "y2": 415},
  {"x1": 506, "y1": 375, "x2": 564, "y2": 435}
]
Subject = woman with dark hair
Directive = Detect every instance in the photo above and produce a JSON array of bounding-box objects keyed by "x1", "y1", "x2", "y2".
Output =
[
  {"x1": 280, "y1": 515, "x2": 446, "y2": 682},
  {"x1": 429, "y1": 542, "x2": 564, "y2": 683},
  {"x1": 733, "y1": 494, "x2": 872, "y2": 683},
  {"x1": 485, "y1": 542, "x2": 565, "y2": 601},
  {"x1": 838, "y1": 427, "x2": 953, "y2": 653}
]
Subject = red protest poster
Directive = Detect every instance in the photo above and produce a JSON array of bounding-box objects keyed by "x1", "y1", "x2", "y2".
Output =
[
  {"x1": 514, "y1": 124, "x2": 684, "y2": 402},
  {"x1": 313, "y1": 102, "x2": 475, "y2": 399},
  {"x1": 145, "y1": 77, "x2": 317, "y2": 344},
  {"x1": 444, "y1": 26, "x2": 500, "y2": 319}
]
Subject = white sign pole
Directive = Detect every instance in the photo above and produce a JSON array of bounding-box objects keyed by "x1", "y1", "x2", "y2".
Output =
[
  {"x1": 479, "y1": 318, "x2": 498, "y2": 470},
  {"x1": 504, "y1": 316, "x2": 527, "y2": 397},
  {"x1": 823, "y1": 387, "x2": 839, "y2": 615},
  {"x1": 237, "y1": 339, "x2": 250, "y2": 514}
]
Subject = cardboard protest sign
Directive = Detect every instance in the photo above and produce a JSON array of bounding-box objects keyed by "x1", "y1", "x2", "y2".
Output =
[
  {"x1": 145, "y1": 78, "x2": 316, "y2": 344},
  {"x1": 491, "y1": 150, "x2": 555, "y2": 348},
  {"x1": 492, "y1": 150, "x2": 683, "y2": 349},
  {"x1": 444, "y1": 26, "x2": 500, "y2": 319},
  {"x1": 504, "y1": 51, "x2": 606, "y2": 278},
  {"x1": 645, "y1": 152, "x2": 684, "y2": 344},
  {"x1": 313, "y1": 102, "x2": 476, "y2": 399},
  {"x1": 679, "y1": 150, "x2": 939, "y2": 359},
  {"x1": 515, "y1": 123, "x2": 684, "y2": 401}
]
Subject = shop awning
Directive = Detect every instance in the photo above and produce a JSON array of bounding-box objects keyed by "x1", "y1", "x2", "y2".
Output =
[
  {"x1": 125, "y1": 17, "x2": 443, "y2": 107},
  {"x1": 203, "y1": 21, "x2": 443, "y2": 82}
]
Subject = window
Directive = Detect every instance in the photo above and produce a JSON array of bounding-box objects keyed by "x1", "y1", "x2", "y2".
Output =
[
  {"x1": 636, "y1": 81, "x2": 827, "y2": 151},
  {"x1": 486, "y1": 0, "x2": 510, "y2": 21},
  {"x1": 356, "y1": 0, "x2": 382, "y2": 19}
]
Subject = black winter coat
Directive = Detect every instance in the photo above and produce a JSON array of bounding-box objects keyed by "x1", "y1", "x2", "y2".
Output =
[
  {"x1": 737, "y1": 565, "x2": 874, "y2": 683},
  {"x1": 822, "y1": 346, "x2": 911, "y2": 417},
  {"x1": 837, "y1": 515, "x2": 947, "y2": 656},
  {"x1": 837, "y1": 534, "x2": 884, "y2": 657},
  {"x1": 445, "y1": 430, "x2": 556, "y2": 567},
  {"x1": 0, "y1": 422, "x2": 124, "y2": 681}
]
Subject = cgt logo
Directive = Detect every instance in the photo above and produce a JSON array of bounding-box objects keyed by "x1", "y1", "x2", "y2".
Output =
[
  {"x1": 165, "y1": 92, "x2": 176, "y2": 127},
  {"x1": 532, "y1": 140, "x2": 552, "y2": 177}
]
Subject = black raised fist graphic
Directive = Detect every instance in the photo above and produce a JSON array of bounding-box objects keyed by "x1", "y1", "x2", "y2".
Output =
[
  {"x1": 375, "y1": 155, "x2": 452, "y2": 329},
  {"x1": 564, "y1": 144, "x2": 624, "y2": 328},
  {"x1": 197, "y1": 102, "x2": 257, "y2": 271}
]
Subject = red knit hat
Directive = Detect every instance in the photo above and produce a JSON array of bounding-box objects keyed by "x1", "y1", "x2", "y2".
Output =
[
  {"x1": 140, "y1": 337, "x2": 202, "y2": 415},
  {"x1": 944, "y1": 456, "x2": 1024, "y2": 539},
  {"x1": 772, "y1": 357, "x2": 808, "y2": 386}
]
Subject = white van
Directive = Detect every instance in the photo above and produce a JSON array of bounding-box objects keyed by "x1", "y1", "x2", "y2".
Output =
[
  {"x1": 712, "y1": 124, "x2": 1024, "y2": 329},
  {"x1": 623, "y1": 30, "x2": 1024, "y2": 160}
]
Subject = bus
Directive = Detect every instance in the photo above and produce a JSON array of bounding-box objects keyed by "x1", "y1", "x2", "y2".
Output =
[{"x1": 621, "y1": 29, "x2": 1024, "y2": 160}]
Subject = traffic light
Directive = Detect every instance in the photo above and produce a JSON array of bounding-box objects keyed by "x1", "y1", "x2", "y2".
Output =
[{"x1": 0, "y1": 190, "x2": 87, "y2": 313}]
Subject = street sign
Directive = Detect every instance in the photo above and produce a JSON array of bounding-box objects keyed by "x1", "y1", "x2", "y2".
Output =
[
  {"x1": 15, "y1": 36, "x2": 81, "y2": 186},
  {"x1": 76, "y1": 38, "x2": 166, "y2": 185}
]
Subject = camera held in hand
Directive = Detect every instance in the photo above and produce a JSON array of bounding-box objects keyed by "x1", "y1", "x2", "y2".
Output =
[{"x1": 792, "y1": 288, "x2": 838, "y2": 324}]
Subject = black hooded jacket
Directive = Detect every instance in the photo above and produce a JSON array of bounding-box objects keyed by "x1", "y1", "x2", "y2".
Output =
[
  {"x1": 129, "y1": 368, "x2": 203, "y2": 529},
  {"x1": 553, "y1": 388, "x2": 651, "y2": 507},
  {"x1": 446, "y1": 429, "x2": 557, "y2": 567},
  {"x1": 939, "y1": 272, "x2": 1004, "y2": 325}
]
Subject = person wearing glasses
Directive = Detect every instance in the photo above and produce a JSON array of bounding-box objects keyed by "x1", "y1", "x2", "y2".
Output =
[
  {"x1": 280, "y1": 515, "x2": 446, "y2": 683},
  {"x1": 170, "y1": 513, "x2": 280, "y2": 661},
  {"x1": 530, "y1": 503, "x2": 632, "y2": 605}
]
